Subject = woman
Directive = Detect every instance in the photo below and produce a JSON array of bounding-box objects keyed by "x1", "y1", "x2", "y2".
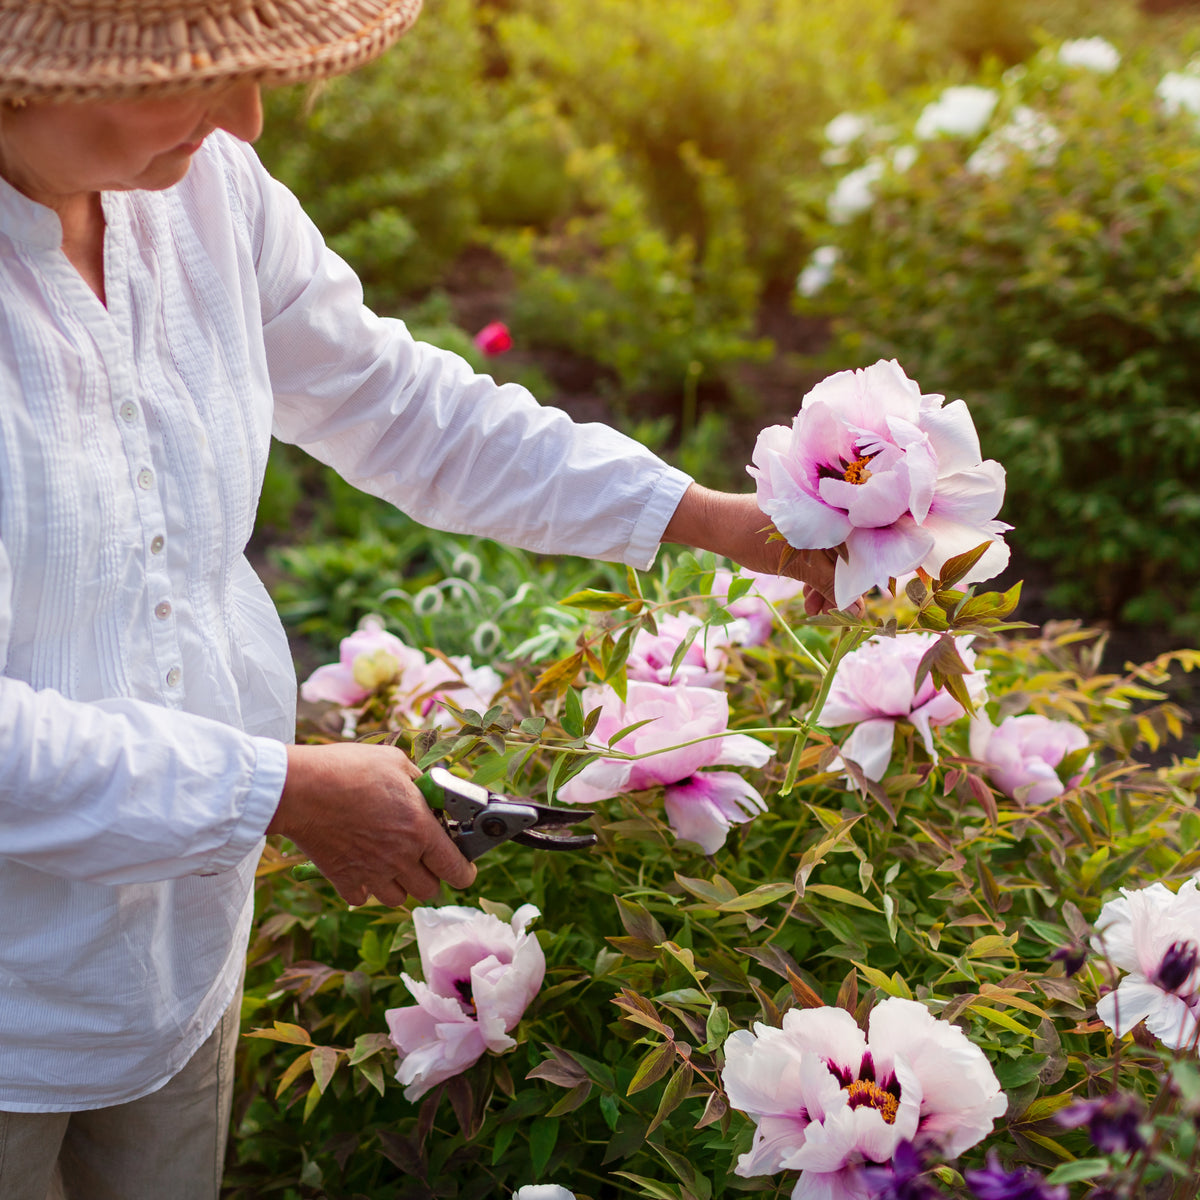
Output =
[{"x1": 0, "y1": 2, "x2": 839, "y2": 1196}]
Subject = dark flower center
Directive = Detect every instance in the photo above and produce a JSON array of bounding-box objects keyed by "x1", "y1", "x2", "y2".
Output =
[
  {"x1": 827, "y1": 1051, "x2": 902, "y2": 1125},
  {"x1": 1154, "y1": 939, "x2": 1198, "y2": 994},
  {"x1": 817, "y1": 449, "x2": 877, "y2": 487},
  {"x1": 453, "y1": 977, "x2": 476, "y2": 1014}
]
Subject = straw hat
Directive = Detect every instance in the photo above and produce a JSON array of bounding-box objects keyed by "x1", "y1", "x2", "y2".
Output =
[{"x1": 0, "y1": 0, "x2": 423, "y2": 104}]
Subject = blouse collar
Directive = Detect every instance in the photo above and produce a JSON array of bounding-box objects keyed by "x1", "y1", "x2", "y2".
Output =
[{"x1": 0, "y1": 170, "x2": 65, "y2": 252}]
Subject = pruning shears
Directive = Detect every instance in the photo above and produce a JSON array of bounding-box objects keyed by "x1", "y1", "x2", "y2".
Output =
[{"x1": 291, "y1": 767, "x2": 597, "y2": 880}]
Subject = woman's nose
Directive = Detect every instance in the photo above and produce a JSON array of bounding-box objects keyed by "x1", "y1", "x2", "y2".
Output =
[{"x1": 209, "y1": 80, "x2": 263, "y2": 143}]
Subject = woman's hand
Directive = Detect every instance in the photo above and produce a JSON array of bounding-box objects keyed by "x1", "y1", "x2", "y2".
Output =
[
  {"x1": 269, "y1": 743, "x2": 476, "y2": 907},
  {"x1": 662, "y1": 483, "x2": 854, "y2": 615}
]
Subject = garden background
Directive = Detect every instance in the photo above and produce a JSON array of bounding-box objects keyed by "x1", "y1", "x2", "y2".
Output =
[{"x1": 228, "y1": 0, "x2": 1200, "y2": 1197}]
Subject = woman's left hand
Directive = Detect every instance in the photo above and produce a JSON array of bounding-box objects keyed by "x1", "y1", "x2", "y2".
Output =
[{"x1": 662, "y1": 483, "x2": 857, "y2": 616}]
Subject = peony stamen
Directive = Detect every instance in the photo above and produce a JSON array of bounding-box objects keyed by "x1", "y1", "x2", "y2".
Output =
[
  {"x1": 844, "y1": 1078, "x2": 900, "y2": 1124},
  {"x1": 842, "y1": 454, "x2": 874, "y2": 485}
]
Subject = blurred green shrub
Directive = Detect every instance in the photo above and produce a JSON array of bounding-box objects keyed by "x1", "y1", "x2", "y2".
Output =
[
  {"x1": 799, "y1": 44, "x2": 1200, "y2": 632},
  {"x1": 497, "y1": 0, "x2": 909, "y2": 284},
  {"x1": 496, "y1": 143, "x2": 771, "y2": 396}
]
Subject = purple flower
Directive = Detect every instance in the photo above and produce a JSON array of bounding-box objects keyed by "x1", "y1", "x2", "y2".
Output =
[
  {"x1": 965, "y1": 1152, "x2": 1068, "y2": 1200},
  {"x1": 711, "y1": 568, "x2": 805, "y2": 646},
  {"x1": 1057, "y1": 1094, "x2": 1145, "y2": 1155},
  {"x1": 1050, "y1": 943, "x2": 1087, "y2": 977},
  {"x1": 853, "y1": 1140, "x2": 946, "y2": 1199}
]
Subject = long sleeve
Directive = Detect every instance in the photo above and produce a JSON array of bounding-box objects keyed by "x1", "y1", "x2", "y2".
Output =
[{"x1": 227, "y1": 139, "x2": 692, "y2": 570}]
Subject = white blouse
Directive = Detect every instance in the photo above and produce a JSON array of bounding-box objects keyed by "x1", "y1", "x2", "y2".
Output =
[{"x1": 0, "y1": 131, "x2": 690, "y2": 1111}]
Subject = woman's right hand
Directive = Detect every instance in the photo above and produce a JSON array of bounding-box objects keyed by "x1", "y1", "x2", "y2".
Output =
[{"x1": 269, "y1": 742, "x2": 476, "y2": 907}]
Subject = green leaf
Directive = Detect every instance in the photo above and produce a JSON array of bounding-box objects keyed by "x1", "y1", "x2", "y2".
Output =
[
  {"x1": 546, "y1": 1081, "x2": 592, "y2": 1117},
  {"x1": 647, "y1": 1063, "x2": 694, "y2": 1135},
  {"x1": 491, "y1": 1122, "x2": 518, "y2": 1166},
  {"x1": 562, "y1": 686, "x2": 585, "y2": 739},
  {"x1": 803, "y1": 884, "x2": 881, "y2": 912},
  {"x1": 559, "y1": 589, "x2": 638, "y2": 611},
  {"x1": 936, "y1": 543, "x2": 993, "y2": 589},
  {"x1": 529, "y1": 1115, "x2": 560, "y2": 1177},
  {"x1": 310, "y1": 1045, "x2": 340, "y2": 1094},
  {"x1": 1046, "y1": 1160, "x2": 1112, "y2": 1185},
  {"x1": 716, "y1": 881, "x2": 794, "y2": 912},
  {"x1": 628, "y1": 1041, "x2": 677, "y2": 1095}
]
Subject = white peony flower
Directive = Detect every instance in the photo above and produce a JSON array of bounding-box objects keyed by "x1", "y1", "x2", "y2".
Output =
[
  {"x1": 1093, "y1": 877, "x2": 1200, "y2": 1051},
  {"x1": 721, "y1": 998, "x2": 1007, "y2": 1198},
  {"x1": 513, "y1": 1188, "x2": 576, "y2": 1200},
  {"x1": 914, "y1": 86, "x2": 999, "y2": 141},
  {"x1": 1057, "y1": 37, "x2": 1120, "y2": 74}
]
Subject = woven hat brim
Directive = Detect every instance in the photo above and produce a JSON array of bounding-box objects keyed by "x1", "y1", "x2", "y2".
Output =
[{"x1": 0, "y1": 0, "x2": 422, "y2": 103}]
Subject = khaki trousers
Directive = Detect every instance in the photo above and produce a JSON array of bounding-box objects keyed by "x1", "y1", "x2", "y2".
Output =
[{"x1": 0, "y1": 989, "x2": 241, "y2": 1200}]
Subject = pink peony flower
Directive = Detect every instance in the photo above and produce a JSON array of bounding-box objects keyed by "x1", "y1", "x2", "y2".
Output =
[
  {"x1": 823, "y1": 633, "x2": 988, "y2": 781},
  {"x1": 473, "y1": 321, "x2": 513, "y2": 355},
  {"x1": 298, "y1": 618, "x2": 500, "y2": 729},
  {"x1": 626, "y1": 613, "x2": 732, "y2": 689},
  {"x1": 721, "y1": 998, "x2": 1007, "y2": 1200},
  {"x1": 557, "y1": 681, "x2": 773, "y2": 854},
  {"x1": 1092, "y1": 877, "x2": 1200, "y2": 1051},
  {"x1": 386, "y1": 904, "x2": 545, "y2": 1101},
  {"x1": 711, "y1": 568, "x2": 806, "y2": 647},
  {"x1": 748, "y1": 360, "x2": 1010, "y2": 610},
  {"x1": 398, "y1": 654, "x2": 503, "y2": 731},
  {"x1": 299, "y1": 616, "x2": 425, "y2": 708},
  {"x1": 969, "y1": 713, "x2": 1091, "y2": 806}
]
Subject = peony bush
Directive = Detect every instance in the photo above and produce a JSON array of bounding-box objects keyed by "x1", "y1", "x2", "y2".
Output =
[{"x1": 235, "y1": 367, "x2": 1199, "y2": 1199}]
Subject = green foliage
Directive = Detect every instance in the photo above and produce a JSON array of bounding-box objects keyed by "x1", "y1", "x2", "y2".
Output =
[
  {"x1": 497, "y1": 0, "x2": 910, "y2": 281},
  {"x1": 800, "y1": 43, "x2": 1200, "y2": 631},
  {"x1": 254, "y1": 0, "x2": 504, "y2": 308},
  {"x1": 496, "y1": 144, "x2": 771, "y2": 396},
  {"x1": 232, "y1": 547, "x2": 1199, "y2": 1198}
]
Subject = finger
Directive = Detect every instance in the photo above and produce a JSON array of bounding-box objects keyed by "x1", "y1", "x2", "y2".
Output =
[
  {"x1": 394, "y1": 858, "x2": 449, "y2": 903},
  {"x1": 421, "y1": 828, "x2": 477, "y2": 891},
  {"x1": 369, "y1": 879, "x2": 410, "y2": 908},
  {"x1": 399, "y1": 753, "x2": 421, "y2": 782},
  {"x1": 335, "y1": 880, "x2": 369, "y2": 907}
]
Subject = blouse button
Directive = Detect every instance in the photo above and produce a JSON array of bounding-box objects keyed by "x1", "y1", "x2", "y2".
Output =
[
  {"x1": 150, "y1": 535, "x2": 165, "y2": 554},
  {"x1": 137, "y1": 468, "x2": 154, "y2": 490},
  {"x1": 155, "y1": 601, "x2": 172, "y2": 620},
  {"x1": 166, "y1": 667, "x2": 182, "y2": 688},
  {"x1": 119, "y1": 401, "x2": 138, "y2": 423}
]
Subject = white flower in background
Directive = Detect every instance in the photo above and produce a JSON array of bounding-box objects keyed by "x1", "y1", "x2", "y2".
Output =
[
  {"x1": 1092, "y1": 877, "x2": 1200, "y2": 1051},
  {"x1": 825, "y1": 112, "x2": 874, "y2": 147},
  {"x1": 914, "y1": 85, "x2": 999, "y2": 141},
  {"x1": 1158, "y1": 70, "x2": 1200, "y2": 119},
  {"x1": 1057, "y1": 37, "x2": 1120, "y2": 74},
  {"x1": 513, "y1": 1188, "x2": 576, "y2": 1200},
  {"x1": 967, "y1": 106, "x2": 1062, "y2": 177},
  {"x1": 797, "y1": 245, "x2": 842, "y2": 298},
  {"x1": 890, "y1": 144, "x2": 919, "y2": 174},
  {"x1": 721, "y1": 998, "x2": 1007, "y2": 1199},
  {"x1": 827, "y1": 159, "x2": 885, "y2": 224}
]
